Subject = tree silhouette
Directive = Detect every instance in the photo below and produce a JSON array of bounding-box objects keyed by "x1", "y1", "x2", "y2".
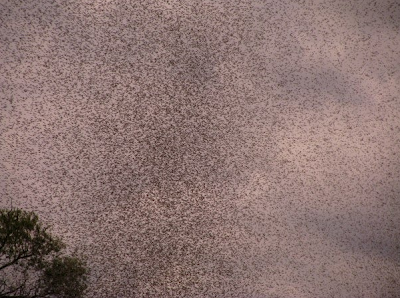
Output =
[{"x1": 0, "y1": 208, "x2": 88, "y2": 298}]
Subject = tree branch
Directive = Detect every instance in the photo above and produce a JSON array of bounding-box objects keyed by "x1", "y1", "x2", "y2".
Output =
[
  {"x1": 0, "y1": 282, "x2": 25, "y2": 296},
  {"x1": 0, "y1": 253, "x2": 34, "y2": 271}
]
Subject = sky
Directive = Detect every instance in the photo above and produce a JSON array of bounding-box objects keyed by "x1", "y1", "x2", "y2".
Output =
[{"x1": 1, "y1": 0, "x2": 400, "y2": 297}]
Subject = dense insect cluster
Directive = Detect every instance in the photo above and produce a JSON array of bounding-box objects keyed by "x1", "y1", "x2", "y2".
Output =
[{"x1": 1, "y1": 0, "x2": 399, "y2": 297}]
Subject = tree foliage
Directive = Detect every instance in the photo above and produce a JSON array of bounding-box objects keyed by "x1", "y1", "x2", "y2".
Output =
[{"x1": 0, "y1": 208, "x2": 88, "y2": 298}]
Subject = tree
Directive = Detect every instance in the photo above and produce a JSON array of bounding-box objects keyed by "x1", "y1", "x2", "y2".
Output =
[{"x1": 0, "y1": 208, "x2": 88, "y2": 298}]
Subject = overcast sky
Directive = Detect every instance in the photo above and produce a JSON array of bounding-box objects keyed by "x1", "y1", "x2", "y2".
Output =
[{"x1": 1, "y1": 0, "x2": 399, "y2": 297}]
